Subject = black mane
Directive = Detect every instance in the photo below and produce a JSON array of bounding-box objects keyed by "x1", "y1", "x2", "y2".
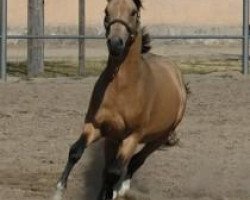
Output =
[
  {"x1": 134, "y1": 0, "x2": 150, "y2": 54},
  {"x1": 133, "y1": 0, "x2": 143, "y2": 10},
  {"x1": 141, "y1": 28, "x2": 151, "y2": 54}
]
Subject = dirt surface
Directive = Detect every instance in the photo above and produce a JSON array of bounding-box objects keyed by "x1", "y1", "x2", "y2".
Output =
[{"x1": 0, "y1": 72, "x2": 250, "y2": 200}]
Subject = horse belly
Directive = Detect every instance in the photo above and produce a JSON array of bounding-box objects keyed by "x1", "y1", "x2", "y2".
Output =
[
  {"x1": 142, "y1": 70, "x2": 184, "y2": 142},
  {"x1": 143, "y1": 104, "x2": 179, "y2": 141}
]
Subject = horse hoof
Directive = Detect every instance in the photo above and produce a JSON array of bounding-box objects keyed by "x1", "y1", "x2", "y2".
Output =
[
  {"x1": 56, "y1": 181, "x2": 65, "y2": 191},
  {"x1": 113, "y1": 190, "x2": 118, "y2": 199},
  {"x1": 53, "y1": 182, "x2": 64, "y2": 200},
  {"x1": 117, "y1": 179, "x2": 131, "y2": 196},
  {"x1": 52, "y1": 181, "x2": 66, "y2": 200}
]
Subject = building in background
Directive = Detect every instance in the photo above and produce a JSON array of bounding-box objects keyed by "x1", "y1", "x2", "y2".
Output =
[{"x1": 8, "y1": 0, "x2": 243, "y2": 35}]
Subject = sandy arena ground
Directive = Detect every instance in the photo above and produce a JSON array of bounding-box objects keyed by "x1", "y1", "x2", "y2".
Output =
[{"x1": 0, "y1": 71, "x2": 250, "y2": 200}]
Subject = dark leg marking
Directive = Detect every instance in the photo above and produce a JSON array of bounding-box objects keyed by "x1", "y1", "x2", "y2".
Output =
[
  {"x1": 98, "y1": 134, "x2": 139, "y2": 200},
  {"x1": 57, "y1": 134, "x2": 86, "y2": 188},
  {"x1": 127, "y1": 141, "x2": 162, "y2": 179},
  {"x1": 98, "y1": 139, "x2": 121, "y2": 200}
]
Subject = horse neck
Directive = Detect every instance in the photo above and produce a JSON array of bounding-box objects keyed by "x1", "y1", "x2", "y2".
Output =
[
  {"x1": 85, "y1": 33, "x2": 142, "y2": 121},
  {"x1": 122, "y1": 33, "x2": 142, "y2": 66},
  {"x1": 107, "y1": 33, "x2": 142, "y2": 77}
]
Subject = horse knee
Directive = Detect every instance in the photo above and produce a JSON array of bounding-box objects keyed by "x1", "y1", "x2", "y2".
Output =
[{"x1": 68, "y1": 124, "x2": 102, "y2": 164}]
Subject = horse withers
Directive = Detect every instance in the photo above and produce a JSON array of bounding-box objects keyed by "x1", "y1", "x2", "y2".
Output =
[{"x1": 54, "y1": 0, "x2": 187, "y2": 199}]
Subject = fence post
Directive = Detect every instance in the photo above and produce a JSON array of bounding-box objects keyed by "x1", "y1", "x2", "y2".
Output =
[
  {"x1": 243, "y1": 0, "x2": 249, "y2": 75},
  {"x1": 27, "y1": 0, "x2": 44, "y2": 77},
  {"x1": 79, "y1": 0, "x2": 86, "y2": 76},
  {"x1": 0, "y1": 0, "x2": 7, "y2": 81}
]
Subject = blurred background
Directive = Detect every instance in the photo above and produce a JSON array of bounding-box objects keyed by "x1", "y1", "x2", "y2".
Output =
[{"x1": 6, "y1": 0, "x2": 245, "y2": 76}]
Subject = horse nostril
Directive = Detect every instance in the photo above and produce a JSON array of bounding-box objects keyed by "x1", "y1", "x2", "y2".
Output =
[
  {"x1": 107, "y1": 37, "x2": 125, "y2": 56},
  {"x1": 116, "y1": 38, "x2": 123, "y2": 47}
]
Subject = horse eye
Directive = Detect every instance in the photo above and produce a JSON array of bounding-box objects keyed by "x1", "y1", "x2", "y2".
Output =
[{"x1": 131, "y1": 10, "x2": 137, "y2": 17}]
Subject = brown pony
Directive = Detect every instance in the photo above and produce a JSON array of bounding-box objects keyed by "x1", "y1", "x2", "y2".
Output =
[{"x1": 54, "y1": 0, "x2": 187, "y2": 199}]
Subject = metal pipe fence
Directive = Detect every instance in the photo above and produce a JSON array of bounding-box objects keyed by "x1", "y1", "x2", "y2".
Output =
[
  {"x1": 1, "y1": 0, "x2": 249, "y2": 81},
  {"x1": 0, "y1": 0, "x2": 7, "y2": 81},
  {"x1": 243, "y1": 0, "x2": 250, "y2": 75},
  {"x1": 4, "y1": 35, "x2": 245, "y2": 40}
]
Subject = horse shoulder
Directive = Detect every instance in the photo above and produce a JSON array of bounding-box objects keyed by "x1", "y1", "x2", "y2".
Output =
[{"x1": 85, "y1": 77, "x2": 126, "y2": 138}]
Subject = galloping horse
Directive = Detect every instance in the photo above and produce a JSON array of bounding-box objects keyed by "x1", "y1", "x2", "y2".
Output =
[{"x1": 54, "y1": 0, "x2": 187, "y2": 199}]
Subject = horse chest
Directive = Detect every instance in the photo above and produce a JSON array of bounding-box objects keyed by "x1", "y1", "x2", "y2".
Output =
[
  {"x1": 88, "y1": 73, "x2": 145, "y2": 139},
  {"x1": 94, "y1": 107, "x2": 128, "y2": 139}
]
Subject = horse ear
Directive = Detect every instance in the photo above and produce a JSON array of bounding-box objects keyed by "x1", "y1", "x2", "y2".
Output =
[{"x1": 133, "y1": 0, "x2": 142, "y2": 10}]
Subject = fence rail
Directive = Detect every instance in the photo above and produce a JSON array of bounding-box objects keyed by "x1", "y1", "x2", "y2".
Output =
[
  {"x1": 1, "y1": 0, "x2": 249, "y2": 81},
  {"x1": 0, "y1": 0, "x2": 7, "y2": 81},
  {"x1": 1, "y1": 35, "x2": 245, "y2": 40}
]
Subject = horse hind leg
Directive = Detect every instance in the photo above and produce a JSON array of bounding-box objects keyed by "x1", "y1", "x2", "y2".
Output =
[
  {"x1": 117, "y1": 140, "x2": 163, "y2": 196},
  {"x1": 120, "y1": 131, "x2": 179, "y2": 195},
  {"x1": 53, "y1": 123, "x2": 101, "y2": 200}
]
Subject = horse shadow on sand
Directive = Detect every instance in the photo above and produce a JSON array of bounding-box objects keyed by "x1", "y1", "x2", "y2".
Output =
[{"x1": 77, "y1": 140, "x2": 150, "y2": 200}]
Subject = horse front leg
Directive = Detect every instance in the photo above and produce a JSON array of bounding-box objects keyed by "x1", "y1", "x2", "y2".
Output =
[
  {"x1": 53, "y1": 123, "x2": 101, "y2": 200},
  {"x1": 99, "y1": 133, "x2": 140, "y2": 200},
  {"x1": 98, "y1": 139, "x2": 120, "y2": 200}
]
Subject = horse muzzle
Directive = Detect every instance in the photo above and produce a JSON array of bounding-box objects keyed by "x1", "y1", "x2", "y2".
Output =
[{"x1": 107, "y1": 37, "x2": 125, "y2": 57}]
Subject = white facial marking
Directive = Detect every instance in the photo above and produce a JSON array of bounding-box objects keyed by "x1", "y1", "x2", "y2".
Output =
[{"x1": 117, "y1": 1, "x2": 123, "y2": 18}]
